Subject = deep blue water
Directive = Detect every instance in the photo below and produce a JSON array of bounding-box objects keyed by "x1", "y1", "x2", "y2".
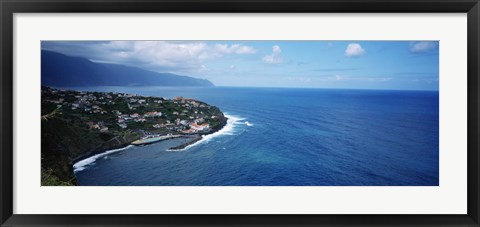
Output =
[{"x1": 72, "y1": 87, "x2": 439, "y2": 186}]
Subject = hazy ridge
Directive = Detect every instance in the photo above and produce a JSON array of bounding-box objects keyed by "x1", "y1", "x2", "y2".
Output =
[{"x1": 41, "y1": 50, "x2": 214, "y2": 87}]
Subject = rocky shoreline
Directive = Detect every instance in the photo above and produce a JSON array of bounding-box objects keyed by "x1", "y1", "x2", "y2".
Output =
[
  {"x1": 168, "y1": 115, "x2": 228, "y2": 151},
  {"x1": 72, "y1": 114, "x2": 228, "y2": 173},
  {"x1": 168, "y1": 135, "x2": 203, "y2": 150},
  {"x1": 72, "y1": 134, "x2": 139, "y2": 164}
]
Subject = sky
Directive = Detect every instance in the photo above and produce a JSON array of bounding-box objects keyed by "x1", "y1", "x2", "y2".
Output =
[{"x1": 42, "y1": 41, "x2": 439, "y2": 90}]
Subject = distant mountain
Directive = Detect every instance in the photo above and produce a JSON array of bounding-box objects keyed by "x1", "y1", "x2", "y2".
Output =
[{"x1": 41, "y1": 50, "x2": 214, "y2": 87}]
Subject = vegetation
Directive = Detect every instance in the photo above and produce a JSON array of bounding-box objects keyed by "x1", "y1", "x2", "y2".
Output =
[
  {"x1": 41, "y1": 86, "x2": 226, "y2": 185},
  {"x1": 41, "y1": 168, "x2": 76, "y2": 186}
]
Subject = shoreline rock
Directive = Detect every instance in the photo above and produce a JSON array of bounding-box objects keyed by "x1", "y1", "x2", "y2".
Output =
[
  {"x1": 168, "y1": 135, "x2": 203, "y2": 150},
  {"x1": 72, "y1": 134, "x2": 138, "y2": 164},
  {"x1": 168, "y1": 115, "x2": 229, "y2": 151},
  {"x1": 72, "y1": 115, "x2": 228, "y2": 169}
]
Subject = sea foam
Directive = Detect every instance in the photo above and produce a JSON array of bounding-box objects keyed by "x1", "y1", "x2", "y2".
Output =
[
  {"x1": 73, "y1": 145, "x2": 134, "y2": 172},
  {"x1": 168, "y1": 113, "x2": 245, "y2": 151}
]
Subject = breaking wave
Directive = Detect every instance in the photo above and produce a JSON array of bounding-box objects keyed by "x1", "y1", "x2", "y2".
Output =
[
  {"x1": 168, "y1": 113, "x2": 247, "y2": 151},
  {"x1": 73, "y1": 145, "x2": 134, "y2": 172}
]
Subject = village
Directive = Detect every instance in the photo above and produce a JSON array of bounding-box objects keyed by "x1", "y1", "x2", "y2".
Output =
[{"x1": 41, "y1": 86, "x2": 225, "y2": 139}]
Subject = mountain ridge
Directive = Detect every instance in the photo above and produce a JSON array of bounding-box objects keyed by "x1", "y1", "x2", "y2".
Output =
[{"x1": 41, "y1": 50, "x2": 214, "y2": 87}]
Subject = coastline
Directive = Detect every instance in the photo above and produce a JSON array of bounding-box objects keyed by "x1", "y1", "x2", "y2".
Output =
[
  {"x1": 131, "y1": 134, "x2": 182, "y2": 145},
  {"x1": 73, "y1": 145, "x2": 134, "y2": 172},
  {"x1": 73, "y1": 114, "x2": 229, "y2": 173},
  {"x1": 42, "y1": 86, "x2": 227, "y2": 185},
  {"x1": 167, "y1": 114, "x2": 236, "y2": 151},
  {"x1": 164, "y1": 115, "x2": 229, "y2": 151},
  {"x1": 167, "y1": 135, "x2": 203, "y2": 150},
  {"x1": 71, "y1": 137, "x2": 133, "y2": 164}
]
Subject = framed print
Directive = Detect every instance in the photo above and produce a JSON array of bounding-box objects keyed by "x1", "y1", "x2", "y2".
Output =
[{"x1": 1, "y1": 0, "x2": 479, "y2": 226}]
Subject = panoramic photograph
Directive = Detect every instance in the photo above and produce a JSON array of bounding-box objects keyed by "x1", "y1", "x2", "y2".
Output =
[{"x1": 41, "y1": 40, "x2": 439, "y2": 186}]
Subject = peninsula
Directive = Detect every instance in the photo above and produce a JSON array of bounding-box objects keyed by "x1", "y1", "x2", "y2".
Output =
[{"x1": 41, "y1": 86, "x2": 227, "y2": 186}]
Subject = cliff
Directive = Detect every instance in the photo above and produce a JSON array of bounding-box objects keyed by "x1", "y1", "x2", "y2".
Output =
[{"x1": 41, "y1": 116, "x2": 142, "y2": 185}]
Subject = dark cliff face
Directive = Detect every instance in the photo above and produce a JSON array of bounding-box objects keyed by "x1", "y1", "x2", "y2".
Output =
[
  {"x1": 41, "y1": 116, "x2": 141, "y2": 185},
  {"x1": 210, "y1": 107, "x2": 228, "y2": 131},
  {"x1": 41, "y1": 117, "x2": 81, "y2": 185},
  {"x1": 72, "y1": 133, "x2": 141, "y2": 163},
  {"x1": 215, "y1": 112, "x2": 228, "y2": 131},
  {"x1": 41, "y1": 50, "x2": 215, "y2": 87}
]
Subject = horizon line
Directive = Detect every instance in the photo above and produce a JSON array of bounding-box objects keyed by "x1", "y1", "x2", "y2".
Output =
[{"x1": 44, "y1": 84, "x2": 439, "y2": 92}]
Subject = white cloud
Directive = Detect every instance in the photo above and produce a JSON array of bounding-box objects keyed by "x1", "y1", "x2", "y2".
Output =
[
  {"x1": 345, "y1": 43, "x2": 366, "y2": 57},
  {"x1": 199, "y1": 64, "x2": 209, "y2": 72},
  {"x1": 101, "y1": 41, "x2": 134, "y2": 51},
  {"x1": 327, "y1": 75, "x2": 344, "y2": 81},
  {"x1": 43, "y1": 41, "x2": 257, "y2": 74},
  {"x1": 263, "y1": 45, "x2": 283, "y2": 64},
  {"x1": 214, "y1": 44, "x2": 256, "y2": 55},
  {"x1": 409, "y1": 41, "x2": 438, "y2": 53}
]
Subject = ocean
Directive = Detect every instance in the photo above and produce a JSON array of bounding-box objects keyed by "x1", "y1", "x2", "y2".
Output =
[{"x1": 72, "y1": 86, "x2": 439, "y2": 186}]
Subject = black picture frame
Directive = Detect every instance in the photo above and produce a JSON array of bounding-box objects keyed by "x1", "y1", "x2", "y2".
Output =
[{"x1": 1, "y1": 0, "x2": 479, "y2": 226}]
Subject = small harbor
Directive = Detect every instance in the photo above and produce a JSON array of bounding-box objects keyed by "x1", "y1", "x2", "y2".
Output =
[{"x1": 131, "y1": 134, "x2": 182, "y2": 145}]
